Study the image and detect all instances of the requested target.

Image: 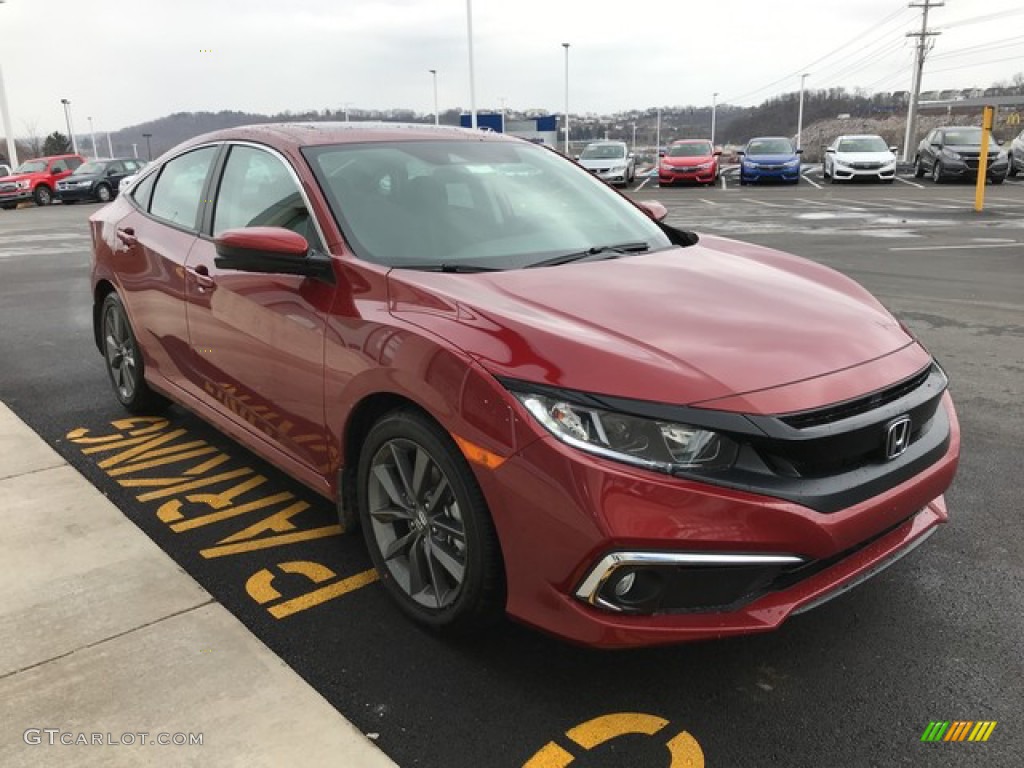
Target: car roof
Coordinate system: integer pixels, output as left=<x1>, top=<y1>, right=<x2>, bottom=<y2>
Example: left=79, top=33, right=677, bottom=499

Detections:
left=836, top=134, right=885, bottom=140
left=176, top=122, right=518, bottom=153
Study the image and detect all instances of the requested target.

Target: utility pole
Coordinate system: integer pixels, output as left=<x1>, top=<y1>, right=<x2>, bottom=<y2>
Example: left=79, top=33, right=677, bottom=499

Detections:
left=902, top=0, right=943, bottom=162
left=796, top=74, right=809, bottom=150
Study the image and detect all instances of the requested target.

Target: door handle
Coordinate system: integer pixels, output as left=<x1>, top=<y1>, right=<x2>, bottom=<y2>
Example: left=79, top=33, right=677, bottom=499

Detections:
left=187, top=264, right=215, bottom=290
left=116, top=226, right=137, bottom=246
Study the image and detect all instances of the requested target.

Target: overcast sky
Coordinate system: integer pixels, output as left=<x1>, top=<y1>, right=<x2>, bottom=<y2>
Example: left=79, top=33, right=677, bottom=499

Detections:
left=2, top=0, right=1023, bottom=136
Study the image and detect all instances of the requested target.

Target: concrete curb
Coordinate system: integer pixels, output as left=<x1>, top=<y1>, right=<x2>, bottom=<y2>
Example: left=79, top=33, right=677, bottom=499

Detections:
left=0, top=402, right=398, bottom=767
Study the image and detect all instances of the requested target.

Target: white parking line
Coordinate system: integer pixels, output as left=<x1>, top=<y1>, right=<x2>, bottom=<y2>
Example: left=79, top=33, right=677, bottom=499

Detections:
left=801, top=174, right=823, bottom=189
left=699, top=198, right=720, bottom=206
left=888, top=242, right=1023, bottom=251
left=827, top=197, right=894, bottom=209
left=635, top=177, right=651, bottom=191
left=794, top=197, right=834, bottom=207
left=878, top=197, right=960, bottom=210
left=895, top=177, right=925, bottom=188
left=721, top=175, right=728, bottom=190
left=741, top=198, right=790, bottom=208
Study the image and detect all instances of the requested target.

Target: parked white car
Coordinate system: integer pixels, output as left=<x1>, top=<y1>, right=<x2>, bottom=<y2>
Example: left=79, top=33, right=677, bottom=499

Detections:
left=823, top=135, right=898, bottom=183
left=576, top=141, right=636, bottom=187
left=118, top=161, right=154, bottom=193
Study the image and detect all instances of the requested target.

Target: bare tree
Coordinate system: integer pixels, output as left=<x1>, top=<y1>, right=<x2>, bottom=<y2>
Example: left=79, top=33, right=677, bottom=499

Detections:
left=21, top=120, right=44, bottom=158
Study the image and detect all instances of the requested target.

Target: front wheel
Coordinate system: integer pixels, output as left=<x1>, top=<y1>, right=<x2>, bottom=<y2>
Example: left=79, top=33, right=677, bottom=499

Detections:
left=990, top=175, right=1005, bottom=185
left=100, top=293, right=168, bottom=413
left=358, top=410, right=505, bottom=635
left=914, top=157, right=926, bottom=178
left=932, top=162, right=944, bottom=183
left=33, top=185, right=52, bottom=206
left=1008, top=160, right=1018, bottom=178
left=96, top=184, right=112, bottom=203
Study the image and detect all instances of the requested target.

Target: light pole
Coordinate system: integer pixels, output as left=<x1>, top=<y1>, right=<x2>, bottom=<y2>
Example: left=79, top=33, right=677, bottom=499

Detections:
left=132, top=143, right=138, bottom=159
left=88, top=116, right=98, bottom=158
left=466, top=0, right=477, bottom=128
left=142, top=132, right=152, bottom=160
left=631, top=122, right=637, bottom=155
left=0, top=0, right=16, bottom=167
left=342, top=103, right=352, bottom=122
left=562, top=42, right=570, bottom=155
left=498, top=96, right=507, bottom=133
left=106, top=132, right=113, bottom=157
left=61, top=98, right=79, bottom=155
left=656, top=107, right=662, bottom=158
left=796, top=73, right=809, bottom=150
left=429, top=69, right=439, bottom=125
left=711, top=92, right=719, bottom=147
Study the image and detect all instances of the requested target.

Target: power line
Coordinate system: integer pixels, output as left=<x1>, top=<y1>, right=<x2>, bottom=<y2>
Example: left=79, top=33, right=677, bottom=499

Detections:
left=722, top=5, right=915, bottom=104
left=936, top=7, right=1024, bottom=30
left=930, top=35, right=1024, bottom=61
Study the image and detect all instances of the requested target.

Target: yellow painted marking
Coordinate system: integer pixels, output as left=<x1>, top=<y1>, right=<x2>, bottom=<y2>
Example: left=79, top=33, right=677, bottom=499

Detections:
left=268, top=568, right=378, bottom=619
left=68, top=418, right=170, bottom=444
left=980, top=721, right=997, bottom=741
left=96, top=428, right=193, bottom=466
left=66, top=428, right=129, bottom=444
left=168, top=492, right=295, bottom=531
left=108, top=445, right=219, bottom=476
left=666, top=731, right=705, bottom=766
left=200, top=525, right=342, bottom=558
left=566, top=713, right=668, bottom=750
left=216, top=500, right=313, bottom=543
left=246, top=561, right=339, bottom=605
left=132, top=465, right=250, bottom=501
left=521, top=742, right=574, bottom=768
left=968, top=722, right=986, bottom=741
left=179, top=474, right=270, bottom=512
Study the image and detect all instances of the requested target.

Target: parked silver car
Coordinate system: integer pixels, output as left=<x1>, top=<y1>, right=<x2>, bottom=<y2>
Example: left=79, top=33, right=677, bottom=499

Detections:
left=576, top=141, right=635, bottom=187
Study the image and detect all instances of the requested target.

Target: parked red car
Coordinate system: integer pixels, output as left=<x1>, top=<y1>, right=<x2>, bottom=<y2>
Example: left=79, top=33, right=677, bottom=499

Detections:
left=89, top=124, right=959, bottom=648
left=659, top=139, right=721, bottom=186
left=0, top=153, right=85, bottom=208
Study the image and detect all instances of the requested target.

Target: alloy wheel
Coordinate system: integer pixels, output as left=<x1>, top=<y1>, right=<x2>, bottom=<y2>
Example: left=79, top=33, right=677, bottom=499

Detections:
left=104, top=303, right=138, bottom=401
left=367, top=438, right=467, bottom=609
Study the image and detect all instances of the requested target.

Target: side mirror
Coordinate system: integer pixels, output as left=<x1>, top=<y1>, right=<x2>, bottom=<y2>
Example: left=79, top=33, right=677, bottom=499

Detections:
left=658, top=150, right=666, bottom=157
left=889, top=146, right=899, bottom=152
left=736, top=150, right=745, bottom=157
left=996, top=138, right=1004, bottom=146
left=825, top=147, right=836, bottom=154
left=627, top=152, right=635, bottom=158
left=214, top=227, right=333, bottom=281
left=107, top=168, right=119, bottom=176
left=931, top=142, right=942, bottom=148
left=795, top=148, right=804, bottom=155
left=573, top=155, right=580, bottom=160
left=634, top=200, right=668, bottom=222
left=713, top=150, right=722, bottom=156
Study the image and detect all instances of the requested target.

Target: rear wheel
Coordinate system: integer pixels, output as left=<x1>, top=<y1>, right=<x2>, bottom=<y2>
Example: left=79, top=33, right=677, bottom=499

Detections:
left=33, top=185, right=52, bottom=206
left=95, top=184, right=112, bottom=202
left=100, top=293, right=168, bottom=414
left=358, top=410, right=505, bottom=635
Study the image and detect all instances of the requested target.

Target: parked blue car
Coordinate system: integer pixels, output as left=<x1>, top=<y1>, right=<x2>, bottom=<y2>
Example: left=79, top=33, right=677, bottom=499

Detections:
left=738, top=136, right=802, bottom=185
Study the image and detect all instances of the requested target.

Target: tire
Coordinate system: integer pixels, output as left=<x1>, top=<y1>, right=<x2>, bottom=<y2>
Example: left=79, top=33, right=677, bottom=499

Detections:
left=931, top=162, right=944, bottom=184
left=33, top=185, right=52, bottom=206
left=822, top=163, right=830, bottom=179
left=914, top=157, right=926, bottom=178
left=990, top=175, right=1004, bottom=185
left=1, top=203, right=15, bottom=210
left=358, top=409, right=505, bottom=635
left=1008, top=159, right=1018, bottom=178
left=100, top=293, right=169, bottom=414
left=95, top=184, right=112, bottom=203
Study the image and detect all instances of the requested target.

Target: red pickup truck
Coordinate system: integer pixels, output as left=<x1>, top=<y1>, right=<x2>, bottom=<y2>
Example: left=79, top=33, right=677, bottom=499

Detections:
left=0, top=153, right=86, bottom=209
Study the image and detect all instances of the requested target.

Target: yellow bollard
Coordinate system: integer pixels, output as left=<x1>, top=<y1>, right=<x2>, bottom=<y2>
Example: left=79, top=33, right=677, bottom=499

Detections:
left=974, top=105, right=994, bottom=213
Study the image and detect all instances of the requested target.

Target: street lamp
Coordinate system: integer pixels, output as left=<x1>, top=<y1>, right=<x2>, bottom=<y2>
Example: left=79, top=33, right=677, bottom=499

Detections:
left=106, top=132, right=113, bottom=157
left=142, top=132, right=152, bottom=160
left=711, top=92, right=719, bottom=147
left=498, top=96, right=507, bottom=133
left=0, top=0, right=18, bottom=166
left=429, top=69, right=439, bottom=125
left=796, top=73, right=809, bottom=150
left=88, top=116, right=98, bottom=158
left=466, top=0, right=477, bottom=128
left=61, top=98, right=79, bottom=155
left=562, top=42, right=570, bottom=155
left=631, top=122, right=637, bottom=155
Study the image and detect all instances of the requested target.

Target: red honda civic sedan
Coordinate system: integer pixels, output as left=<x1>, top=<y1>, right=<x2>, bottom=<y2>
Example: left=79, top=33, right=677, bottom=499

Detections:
left=89, top=123, right=959, bottom=648
left=659, top=139, right=721, bottom=186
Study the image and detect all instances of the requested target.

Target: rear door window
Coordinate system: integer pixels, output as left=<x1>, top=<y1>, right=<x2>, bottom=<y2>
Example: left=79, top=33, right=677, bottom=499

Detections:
left=149, top=147, right=218, bottom=230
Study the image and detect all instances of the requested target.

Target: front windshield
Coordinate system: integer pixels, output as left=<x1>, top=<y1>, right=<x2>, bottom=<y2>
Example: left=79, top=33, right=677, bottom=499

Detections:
left=74, top=162, right=105, bottom=175
left=668, top=142, right=712, bottom=157
left=305, top=140, right=671, bottom=270
left=14, top=160, right=46, bottom=173
left=943, top=128, right=983, bottom=145
left=747, top=139, right=794, bottom=155
left=580, top=144, right=626, bottom=160
left=837, top=137, right=889, bottom=153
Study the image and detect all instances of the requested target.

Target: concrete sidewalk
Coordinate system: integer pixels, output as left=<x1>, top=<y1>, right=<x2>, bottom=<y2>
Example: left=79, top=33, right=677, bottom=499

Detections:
left=0, top=402, right=398, bottom=767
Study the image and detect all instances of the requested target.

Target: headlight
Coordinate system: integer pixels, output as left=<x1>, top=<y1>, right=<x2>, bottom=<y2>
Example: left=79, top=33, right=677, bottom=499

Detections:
left=785, top=159, right=800, bottom=167
left=742, top=160, right=756, bottom=168
left=15, top=180, right=29, bottom=189
left=697, top=162, right=713, bottom=169
left=941, top=148, right=961, bottom=161
left=610, top=164, right=626, bottom=172
left=513, top=391, right=739, bottom=473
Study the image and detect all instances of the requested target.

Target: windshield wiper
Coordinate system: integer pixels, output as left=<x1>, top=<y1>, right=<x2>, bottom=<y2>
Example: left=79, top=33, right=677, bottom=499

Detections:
left=393, top=263, right=506, bottom=273
left=525, top=241, right=650, bottom=269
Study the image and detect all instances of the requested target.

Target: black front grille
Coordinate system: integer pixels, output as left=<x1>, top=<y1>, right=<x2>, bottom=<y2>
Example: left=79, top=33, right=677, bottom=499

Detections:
left=781, top=365, right=934, bottom=429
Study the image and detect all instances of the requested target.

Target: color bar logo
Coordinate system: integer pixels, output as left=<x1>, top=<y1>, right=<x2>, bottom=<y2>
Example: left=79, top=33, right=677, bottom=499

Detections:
left=921, top=721, right=997, bottom=742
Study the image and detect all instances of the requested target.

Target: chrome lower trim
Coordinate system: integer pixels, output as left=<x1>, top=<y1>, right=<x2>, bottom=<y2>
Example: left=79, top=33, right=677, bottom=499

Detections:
left=575, top=550, right=806, bottom=612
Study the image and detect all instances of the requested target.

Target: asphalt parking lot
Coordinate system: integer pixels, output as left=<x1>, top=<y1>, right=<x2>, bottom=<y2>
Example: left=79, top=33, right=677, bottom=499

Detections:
left=1, top=179, right=1022, bottom=767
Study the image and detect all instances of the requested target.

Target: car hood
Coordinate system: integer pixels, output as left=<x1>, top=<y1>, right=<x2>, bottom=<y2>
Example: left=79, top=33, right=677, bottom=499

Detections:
left=387, top=235, right=914, bottom=407
left=578, top=156, right=628, bottom=169
left=0, top=172, right=42, bottom=183
left=663, top=154, right=714, bottom=166
left=745, top=153, right=799, bottom=164
left=834, top=151, right=895, bottom=163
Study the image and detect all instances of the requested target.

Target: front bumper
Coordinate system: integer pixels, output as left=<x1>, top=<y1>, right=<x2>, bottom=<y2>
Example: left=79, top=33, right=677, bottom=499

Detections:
left=937, top=159, right=1009, bottom=179
left=0, top=189, right=33, bottom=204
left=56, top=185, right=98, bottom=201
left=480, top=394, right=959, bottom=648
left=587, top=168, right=631, bottom=185
left=831, top=164, right=896, bottom=181
left=741, top=165, right=800, bottom=182
left=659, top=166, right=716, bottom=184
